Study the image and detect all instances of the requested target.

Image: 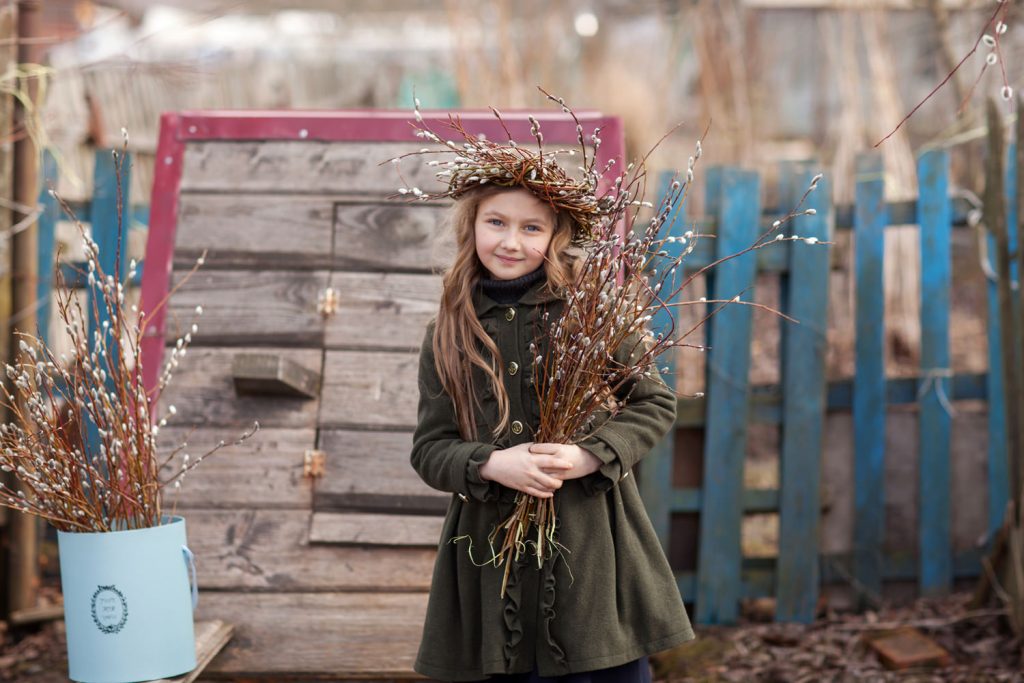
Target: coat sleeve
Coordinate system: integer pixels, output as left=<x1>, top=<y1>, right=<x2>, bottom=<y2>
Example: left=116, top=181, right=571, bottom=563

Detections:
left=410, top=322, right=501, bottom=502
left=575, top=333, right=677, bottom=496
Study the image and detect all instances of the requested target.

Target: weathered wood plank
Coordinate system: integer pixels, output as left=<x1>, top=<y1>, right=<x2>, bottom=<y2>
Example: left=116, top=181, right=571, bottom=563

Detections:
left=332, top=203, right=454, bottom=272
left=180, top=141, right=447, bottom=194
left=194, top=592, right=427, bottom=677
left=168, top=270, right=329, bottom=347
left=174, top=195, right=454, bottom=272
left=325, top=273, right=441, bottom=351
left=174, top=194, right=335, bottom=270
left=158, top=347, right=321, bottom=429
left=319, top=351, right=419, bottom=429
left=8, top=604, right=63, bottom=626
left=775, top=168, right=830, bottom=623
left=184, top=509, right=435, bottom=591
left=154, top=620, right=233, bottom=683
left=696, top=167, right=761, bottom=625
left=852, top=151, right=888, bottom=604
left=917, top=149, right=953, bottom=596
left=158, top=428, right=315, bottom=509
left=309, top=512, right=443, bottom=547
left=316, top=429, right=448, bottom=512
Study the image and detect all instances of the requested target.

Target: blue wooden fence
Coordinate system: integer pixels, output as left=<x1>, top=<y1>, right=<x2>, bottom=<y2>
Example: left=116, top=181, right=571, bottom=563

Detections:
left=648, top=147, right=1013, bottom=624
left=36, top=148, right=146, bottom=459
left=37, top=146, right=1012, bottom=626
left=37, top=148, right=146, bottom=347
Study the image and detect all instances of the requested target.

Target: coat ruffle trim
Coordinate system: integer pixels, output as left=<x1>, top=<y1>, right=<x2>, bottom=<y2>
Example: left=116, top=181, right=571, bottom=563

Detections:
left=541, top=561, right=568, bottom=667
left=500, top=551, right=569, bottom=671
left=501, top=554, right=524, bottom=669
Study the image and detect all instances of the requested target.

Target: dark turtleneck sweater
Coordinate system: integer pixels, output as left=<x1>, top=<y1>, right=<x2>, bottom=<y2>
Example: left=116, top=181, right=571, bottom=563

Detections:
left=479, top=267, right=546, bottom=304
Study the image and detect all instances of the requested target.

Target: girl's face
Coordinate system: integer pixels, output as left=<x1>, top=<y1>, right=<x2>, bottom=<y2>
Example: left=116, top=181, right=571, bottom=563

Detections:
left=474, top=189, right=556, bottom=281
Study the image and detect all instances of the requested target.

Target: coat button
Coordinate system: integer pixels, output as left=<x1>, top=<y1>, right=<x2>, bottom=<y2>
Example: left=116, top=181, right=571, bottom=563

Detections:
left=507, top=361, right=519, bottom=376
left=505, top=308, right=516, bottom=322
left=511, top=420, right=524, bottom=435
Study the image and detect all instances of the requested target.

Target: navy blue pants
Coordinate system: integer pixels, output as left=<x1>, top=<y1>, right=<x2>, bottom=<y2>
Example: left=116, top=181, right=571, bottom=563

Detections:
left=487, top=657, right=652, bottom=683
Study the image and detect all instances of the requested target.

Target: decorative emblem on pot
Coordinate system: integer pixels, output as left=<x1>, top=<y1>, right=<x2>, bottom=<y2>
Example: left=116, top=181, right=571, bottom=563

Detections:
left=91, top=585, right=128, bottom=634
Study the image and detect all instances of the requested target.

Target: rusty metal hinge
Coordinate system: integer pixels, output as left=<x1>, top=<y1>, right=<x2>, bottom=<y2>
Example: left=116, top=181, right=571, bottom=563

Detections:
left=317, top=287, right=339, bottom=318
left=303, top=449, right=326, bottom=478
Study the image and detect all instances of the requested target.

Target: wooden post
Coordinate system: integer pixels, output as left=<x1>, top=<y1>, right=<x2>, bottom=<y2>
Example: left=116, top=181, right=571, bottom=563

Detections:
left=852, top=151, right=887, bottom=607
left=985, top=99, right=1018, bottom=519
left=984, top=135, right=1012, bottom=538
left=1011, top=94, right=1024, bottom=637
left=8, top=0, right=41, bottom=616
left=696, top=167, right=760, bottom=624
left=0, top=1, right=15, bottom=619
left=972, top=100, right=1019, bottom=615
left=1014, top=93, right=1024, bottom=524
left=978, top=97, right=1024, bottom=636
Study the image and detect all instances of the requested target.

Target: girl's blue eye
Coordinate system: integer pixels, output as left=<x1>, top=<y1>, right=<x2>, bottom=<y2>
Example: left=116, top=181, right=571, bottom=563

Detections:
left=525, top=224, right=541, bottom=233
left=488, top=218, right=503, bottom=227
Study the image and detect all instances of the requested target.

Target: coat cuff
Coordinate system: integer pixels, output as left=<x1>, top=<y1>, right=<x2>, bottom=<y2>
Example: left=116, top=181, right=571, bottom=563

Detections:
left=576, top=431, right=628, bottom=496
left=465, top=444, right=500, bottom=502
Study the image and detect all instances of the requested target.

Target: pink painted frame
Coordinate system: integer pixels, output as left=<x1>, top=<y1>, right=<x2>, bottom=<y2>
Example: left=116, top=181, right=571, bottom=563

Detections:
left=139, top=109, right=625, bottom=398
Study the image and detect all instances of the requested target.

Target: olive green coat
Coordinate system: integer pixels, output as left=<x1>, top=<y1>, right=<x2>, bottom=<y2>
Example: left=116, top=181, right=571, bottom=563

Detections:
left=410, top=278, right=694, bottom=681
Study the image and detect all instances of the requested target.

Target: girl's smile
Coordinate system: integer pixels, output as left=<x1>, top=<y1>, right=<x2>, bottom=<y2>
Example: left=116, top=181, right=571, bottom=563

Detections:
left=474, top=189, right=555, bottom=280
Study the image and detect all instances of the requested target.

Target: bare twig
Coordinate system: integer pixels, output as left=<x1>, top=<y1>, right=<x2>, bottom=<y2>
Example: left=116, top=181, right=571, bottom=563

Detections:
left=874, top=1, right=1010, bottom=148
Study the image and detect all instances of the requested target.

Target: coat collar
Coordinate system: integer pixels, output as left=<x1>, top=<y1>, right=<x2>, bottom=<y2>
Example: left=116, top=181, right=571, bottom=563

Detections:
left=473, top=275, right=563, bottom=316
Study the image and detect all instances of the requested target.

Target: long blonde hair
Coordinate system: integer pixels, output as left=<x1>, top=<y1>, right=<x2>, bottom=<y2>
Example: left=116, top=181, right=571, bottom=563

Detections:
left=433, top=186, right=581, bottom=441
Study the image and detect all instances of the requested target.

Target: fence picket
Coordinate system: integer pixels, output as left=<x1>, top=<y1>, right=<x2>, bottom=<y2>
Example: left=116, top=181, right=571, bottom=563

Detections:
left=775, top=168, right=830, bottom=622
left=36, top=152, right=59, bottom=345
left=917, top=149, right=953, bottom=595
left=696, top=167, right=761, bottom=624
left=83, top=151, right=132, bottom=454
left=643, top=171, right=687, bottom=551
left=88, top=150, right=132, bottom=340
left=852, top=151, right=887, bottom=604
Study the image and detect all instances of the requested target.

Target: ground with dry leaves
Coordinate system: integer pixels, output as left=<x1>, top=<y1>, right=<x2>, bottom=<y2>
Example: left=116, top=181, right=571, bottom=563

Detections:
left=652, top=593, right=1022, bottom=682
left=0, top=592, right=1020, bottom=682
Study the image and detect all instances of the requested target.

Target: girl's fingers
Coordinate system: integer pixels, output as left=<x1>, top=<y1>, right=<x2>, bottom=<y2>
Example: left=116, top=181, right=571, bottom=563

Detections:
left=523, top=486, right=554, bottom=499
left=529, top=443, right=559, bottom=455
left=539, top=467, right=569, bottom=479
left=531, top=471, right=563, bottom=491
left=537, top=455, right=572, bottom=470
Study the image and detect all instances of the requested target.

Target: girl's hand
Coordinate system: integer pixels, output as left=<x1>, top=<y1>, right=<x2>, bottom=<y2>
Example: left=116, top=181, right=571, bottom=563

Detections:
left=529, top=443, right=602, bottom=480
left=478, top=442, right=574, bottom=498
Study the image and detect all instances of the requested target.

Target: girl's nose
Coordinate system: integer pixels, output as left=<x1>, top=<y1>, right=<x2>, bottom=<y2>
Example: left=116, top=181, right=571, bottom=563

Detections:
left=501, top=231, right=521, bottom=250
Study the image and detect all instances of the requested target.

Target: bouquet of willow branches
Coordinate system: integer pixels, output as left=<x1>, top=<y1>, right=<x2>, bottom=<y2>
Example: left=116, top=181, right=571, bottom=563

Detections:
left=482, top=102, right=824, bottom=596
left=0, top=145, right=257, bottom=533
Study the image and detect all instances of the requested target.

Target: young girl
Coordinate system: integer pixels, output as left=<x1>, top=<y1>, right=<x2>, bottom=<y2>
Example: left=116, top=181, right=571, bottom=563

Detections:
left=410, top=175, right=695, bottom=681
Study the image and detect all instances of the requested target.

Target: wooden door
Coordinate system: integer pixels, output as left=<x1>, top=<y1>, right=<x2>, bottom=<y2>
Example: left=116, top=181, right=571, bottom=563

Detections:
left=141, top=110, right=623, bottom=677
